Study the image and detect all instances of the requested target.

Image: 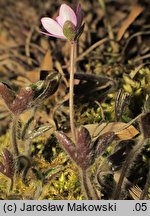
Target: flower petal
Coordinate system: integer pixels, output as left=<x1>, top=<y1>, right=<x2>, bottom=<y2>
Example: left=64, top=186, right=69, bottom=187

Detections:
left=56, top=16, right=64, bottom=27
left=40, top=31, right=66, bottom=39
left=41, top=17, right=64, bottom=37
left=59, top=4, right=77, bottom=27
left=76, top=4, right=83, bottom=28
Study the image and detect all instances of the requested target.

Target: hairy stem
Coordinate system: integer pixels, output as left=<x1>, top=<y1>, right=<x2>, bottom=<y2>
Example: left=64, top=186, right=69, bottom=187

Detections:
left=114, top=138, right=145, bottom=200
left=69, top=42, right=77, bottom=143
left=24, top=110, right=36, bottom=158
left=9, top=178, right=14, bottom=191
left=80, top=168, right=99, bottom=200
left=140, top=160, right=150, bottom=200
left=33, top=180, right=43, bottom=199
left=11, top=115, right=19, bottom=157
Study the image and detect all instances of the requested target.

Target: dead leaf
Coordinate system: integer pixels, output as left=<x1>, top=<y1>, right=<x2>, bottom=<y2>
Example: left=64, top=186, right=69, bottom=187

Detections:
left=55, top=61, right=69, bottom=87
left=61, top=42, right=70, bottom=58
left=0, top=29, right=17, bottom=47
left=40, top=38, right=49, bottom=50
left=84, top=122, right=139, bottom=140
left=26, top=49, right=53, bottom=83
left=40, top=49, right=53, bottom=71
left=129, top=185, right=142, bottom=200
left=115, top=125, right=139, bottom=140
left=26, top=70, right=39, bottom=83
left=117, top=4, right=144, bottom=41
left=114, top=170, right=130, bottom=186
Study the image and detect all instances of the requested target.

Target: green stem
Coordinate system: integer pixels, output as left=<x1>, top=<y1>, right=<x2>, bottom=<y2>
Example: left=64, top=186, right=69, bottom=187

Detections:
left=114, top=138, right=145, bottom=200
left=11, top=115, right=19, bottom=157
left=69, top=42, right=77, bottom=143
left=80, top=168, right=99, bottom=200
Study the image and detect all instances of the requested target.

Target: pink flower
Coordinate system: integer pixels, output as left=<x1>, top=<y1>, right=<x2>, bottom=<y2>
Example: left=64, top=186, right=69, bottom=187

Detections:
left=41, top=4, right=83, bottom=40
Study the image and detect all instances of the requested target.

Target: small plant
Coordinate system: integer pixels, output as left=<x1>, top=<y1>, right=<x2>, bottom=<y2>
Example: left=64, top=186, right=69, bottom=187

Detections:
left=56, top=126, right=116, bottom=199
left=0, top=71, right=61, bottom=190
left=0, top=1, right=150, bottom=200
left=41, top=3, right=84, bottom=143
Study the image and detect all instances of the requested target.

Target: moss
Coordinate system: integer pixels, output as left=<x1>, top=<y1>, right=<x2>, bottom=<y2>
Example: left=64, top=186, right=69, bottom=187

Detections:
left=0, top=132, right=11, bottom=151
left=0, top=66, right=150, bottom=200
